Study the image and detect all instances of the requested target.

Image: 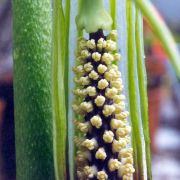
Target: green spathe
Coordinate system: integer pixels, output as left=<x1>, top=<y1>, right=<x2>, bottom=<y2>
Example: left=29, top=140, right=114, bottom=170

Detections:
left=76, top=0, right=113, bottom=33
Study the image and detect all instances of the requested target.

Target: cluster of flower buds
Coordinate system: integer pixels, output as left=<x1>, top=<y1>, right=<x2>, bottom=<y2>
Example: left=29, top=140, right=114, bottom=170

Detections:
left=73, top=30, right=135, bottom=180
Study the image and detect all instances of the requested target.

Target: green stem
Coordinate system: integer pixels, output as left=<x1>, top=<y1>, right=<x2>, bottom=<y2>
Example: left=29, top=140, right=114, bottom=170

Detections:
left=53, top=0, right=67, bottom=179
left=134, top=0, right=180, bottom=78
left=65, top=0, right=71, bottom=110
left=13, top=0, right=54, bottom=179
left=76, top=0, right=112, bottom=33
left=126, top=1, right=145, bottom=179
left=77, top=0, right=83, bottom=36
left=64, top=1, right=74, bottom=179
left=133, top=135, right=139, bottom=180
left=109, top=0, right=117, bottom=29
left=135, top=7, right=152, bottom=180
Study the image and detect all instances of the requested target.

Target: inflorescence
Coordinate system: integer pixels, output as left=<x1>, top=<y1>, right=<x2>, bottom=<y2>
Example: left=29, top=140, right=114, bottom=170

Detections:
left=73, top=30, right=135, bottom=180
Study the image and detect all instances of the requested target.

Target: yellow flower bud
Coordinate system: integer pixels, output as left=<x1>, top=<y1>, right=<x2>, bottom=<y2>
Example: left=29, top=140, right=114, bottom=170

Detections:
left=72, top=104, right=84, bottom=114
left=116, top=126, right=131, bottom=138
left=114, top=102, right=126, bottom=113
left=104, top=69, right=118, bottom=81
left=114, top=53, right=121, bottom=61
left=98, top=79, right=109, bottom=90
left=105, top=40, right=117, bottom=51
left=116, top=111, right=129, bottom=120
left=86, top=86, right=97, bottom=96
left=108, top=159, right=121, bottom=171
left=92, top=52, right=101, bottom=62
left=102, top=53, right=114, bottom=65
left=120, top=148, right=133, bottom=158
left=103, top=105, right=115, bottom=116
left=105, top=88, right=118, bottom=98
left=89, top=70, right=99, bottom=80
left=81, top=49, right=91, bottom=59
left=95, top=148, right=107, bottom=160
left=121, top=164, right=135, bottom=176
left=79, top=76, right=90, bottom=86
left=74, top=121, right=89, bottom=133
left=110, top=119, right=126, bottom=129
left=78, top=38, right=87, bottom=50
left=112, top=139, right=127, bottom=152
left=97, top=64, right=107, bottom=74
left=113, top=94, right=126, bottom=104
left=97, top=38, right=107, bottom=51
left=110, top=79, right=123, bottom=91
left=90, top=115, right=102, bottom=129
left=103, top=130, right=114, bottom=143
left=80, top=101, right=93, bottom=113
left=82, top=139, right=97, bottom=150
left=73, top=65, right=84, bottom=74
left=94, top=95, right=106, bottom=107
left=86, top=39, right=96, bottom=50
left=73, top=88, right=87, bottom=97
left=97, top=170, right=108, bottom=180
left=84, top=165, right=97, bottom=178
left=107, top=30, right=118, bottom=41
left=84, top=62, right=93, bottom=72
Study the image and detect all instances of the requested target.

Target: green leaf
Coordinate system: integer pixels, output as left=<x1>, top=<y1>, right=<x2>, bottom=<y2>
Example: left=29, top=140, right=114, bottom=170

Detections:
left=134, top=0, right=180, bottom=78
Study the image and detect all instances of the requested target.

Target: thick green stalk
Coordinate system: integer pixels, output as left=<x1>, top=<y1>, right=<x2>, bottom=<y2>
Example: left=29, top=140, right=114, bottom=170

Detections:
left=52, top=0, right=67, bottom=179
left=136, top=7, right=152, bottom=180
left=126, top=1, right=145, bottom=179
left=13, top=0, right=54, bottom=179
left=134, top=0, right=180, bottom=78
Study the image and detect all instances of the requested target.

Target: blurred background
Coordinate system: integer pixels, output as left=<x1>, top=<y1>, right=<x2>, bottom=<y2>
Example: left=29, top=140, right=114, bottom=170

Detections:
left=0, top=0, right=180, bottom=179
